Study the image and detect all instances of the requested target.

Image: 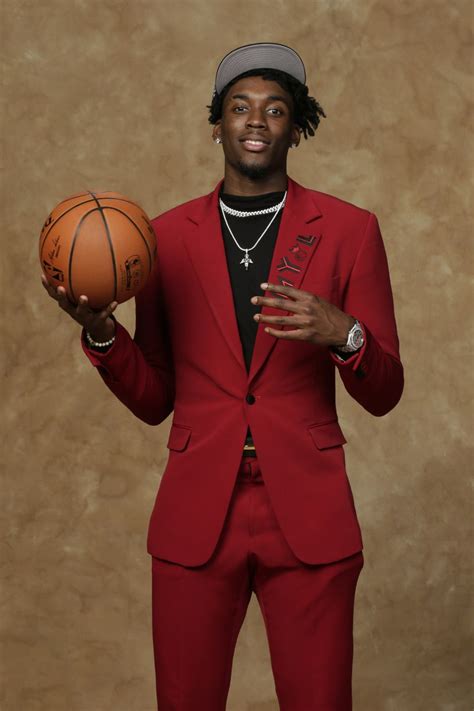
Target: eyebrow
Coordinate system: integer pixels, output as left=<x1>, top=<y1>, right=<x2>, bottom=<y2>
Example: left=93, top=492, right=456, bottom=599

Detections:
left=230, top=93, right=290, bottom=106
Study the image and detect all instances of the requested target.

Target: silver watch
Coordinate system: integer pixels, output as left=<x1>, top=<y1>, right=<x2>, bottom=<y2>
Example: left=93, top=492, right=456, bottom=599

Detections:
left=337, top=319, right=364, bottom=352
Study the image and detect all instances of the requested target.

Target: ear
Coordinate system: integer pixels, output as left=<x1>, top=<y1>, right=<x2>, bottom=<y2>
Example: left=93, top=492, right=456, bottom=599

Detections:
left=212, top=121, right=222, bottom=143
left=290, top=125, right=301, bottom=148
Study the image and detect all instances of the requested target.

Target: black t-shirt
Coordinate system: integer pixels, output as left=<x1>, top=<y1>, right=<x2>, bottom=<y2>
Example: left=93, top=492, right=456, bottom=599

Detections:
left=218, top=188, right=286, bottom=448
left=218, top=188, right=286, bottom=372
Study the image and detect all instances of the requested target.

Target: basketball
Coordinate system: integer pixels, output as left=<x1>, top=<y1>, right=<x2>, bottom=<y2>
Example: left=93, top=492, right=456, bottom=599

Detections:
left=39, top=191, right=157, bottom=309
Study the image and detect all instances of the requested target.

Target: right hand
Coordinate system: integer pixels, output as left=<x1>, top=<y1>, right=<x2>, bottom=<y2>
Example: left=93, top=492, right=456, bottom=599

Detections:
left=40, top=274, right=118, bottom=341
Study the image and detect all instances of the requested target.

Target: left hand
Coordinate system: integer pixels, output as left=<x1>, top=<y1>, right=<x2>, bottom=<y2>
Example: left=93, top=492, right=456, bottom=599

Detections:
left=251, top=282, right=355, bottom=347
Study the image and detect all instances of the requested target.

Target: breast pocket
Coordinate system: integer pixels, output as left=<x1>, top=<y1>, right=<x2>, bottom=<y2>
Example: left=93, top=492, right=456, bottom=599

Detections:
left=167, top=424, right=192, bottom=451
left=307, top=419, right=347, bottom=449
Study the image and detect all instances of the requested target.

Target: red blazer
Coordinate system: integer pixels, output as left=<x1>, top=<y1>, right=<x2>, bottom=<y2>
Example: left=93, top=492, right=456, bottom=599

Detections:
left=81, top=176, right=404, bottom=566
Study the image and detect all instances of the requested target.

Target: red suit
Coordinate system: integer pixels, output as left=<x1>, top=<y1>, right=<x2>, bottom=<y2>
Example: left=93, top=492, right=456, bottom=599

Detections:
left=81, top=176, right=403, bottom=709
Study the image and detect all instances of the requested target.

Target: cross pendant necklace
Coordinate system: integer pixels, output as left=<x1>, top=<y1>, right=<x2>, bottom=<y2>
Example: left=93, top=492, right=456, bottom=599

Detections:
left=240, top=251, right=253, bottom=270
left=219, top=191, right=287, bottom=269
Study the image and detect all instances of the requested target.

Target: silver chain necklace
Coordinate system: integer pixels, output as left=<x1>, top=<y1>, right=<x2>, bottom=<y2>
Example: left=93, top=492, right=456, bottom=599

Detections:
left=219, top=195, right=286, bottom=218
left=219, top=191, right=287, bottom=270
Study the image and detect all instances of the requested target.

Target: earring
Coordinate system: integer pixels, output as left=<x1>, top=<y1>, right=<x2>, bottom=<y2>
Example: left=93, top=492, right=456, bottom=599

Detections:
left=214, top=137, right=222, bottom=144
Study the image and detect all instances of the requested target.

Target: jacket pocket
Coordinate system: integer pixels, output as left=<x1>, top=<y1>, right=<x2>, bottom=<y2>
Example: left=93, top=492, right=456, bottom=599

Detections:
left=307, top=419, right=347, bottom=449
left=167, top=424, right=192, bottom=451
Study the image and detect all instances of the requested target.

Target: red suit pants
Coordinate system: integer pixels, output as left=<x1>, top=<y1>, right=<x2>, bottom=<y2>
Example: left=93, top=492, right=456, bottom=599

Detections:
left=151, top=454, right=364, bottom=710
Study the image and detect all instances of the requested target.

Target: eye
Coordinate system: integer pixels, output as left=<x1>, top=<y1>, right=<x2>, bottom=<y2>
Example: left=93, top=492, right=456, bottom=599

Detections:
left=233, top=105, right=248, bottom=112
left=268, top=107, right=283, bottom=115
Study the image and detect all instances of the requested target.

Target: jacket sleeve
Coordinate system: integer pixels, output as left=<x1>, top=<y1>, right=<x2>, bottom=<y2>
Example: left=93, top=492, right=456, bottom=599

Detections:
left=328, top=212, right=404, bottom=417
left=80, top=256, right=175, bottom=426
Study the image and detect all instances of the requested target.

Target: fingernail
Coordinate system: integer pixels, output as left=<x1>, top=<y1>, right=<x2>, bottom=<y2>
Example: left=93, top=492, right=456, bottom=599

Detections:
left=251, top=297, right=258, bottom=304
left=260, top=282, right=268, bottom=289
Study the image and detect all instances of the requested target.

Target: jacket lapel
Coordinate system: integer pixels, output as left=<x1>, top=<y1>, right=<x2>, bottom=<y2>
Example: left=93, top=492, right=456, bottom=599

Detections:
left=247, top=177, right=323, bottom=385
left=182, top=180, right=247, bottom=372
left=182, top=177, right=324, bottom=382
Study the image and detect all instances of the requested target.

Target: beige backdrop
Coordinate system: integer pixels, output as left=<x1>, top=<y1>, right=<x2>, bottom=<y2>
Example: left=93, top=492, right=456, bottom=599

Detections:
left=1, top=1, right=472, bottom=709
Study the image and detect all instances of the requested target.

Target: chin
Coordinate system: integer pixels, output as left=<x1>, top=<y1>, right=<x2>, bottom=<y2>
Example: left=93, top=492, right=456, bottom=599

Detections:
left=236, top=158, right=272, bottom=180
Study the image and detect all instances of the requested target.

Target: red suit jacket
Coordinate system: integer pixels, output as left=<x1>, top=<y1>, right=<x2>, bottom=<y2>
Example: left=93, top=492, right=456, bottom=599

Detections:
left=81, top=176, right=404, bottom=566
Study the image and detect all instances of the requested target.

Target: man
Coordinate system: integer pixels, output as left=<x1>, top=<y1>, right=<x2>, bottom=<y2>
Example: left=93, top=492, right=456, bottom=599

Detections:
left=42, top=43, right=403, bottom=710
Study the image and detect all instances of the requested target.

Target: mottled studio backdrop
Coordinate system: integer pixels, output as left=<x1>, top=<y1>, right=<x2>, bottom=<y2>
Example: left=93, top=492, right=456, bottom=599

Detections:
left=1, top=1, right=472, bottom=709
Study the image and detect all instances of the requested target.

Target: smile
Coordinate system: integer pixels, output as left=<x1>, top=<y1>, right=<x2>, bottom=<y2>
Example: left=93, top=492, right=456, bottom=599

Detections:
left=241, top=139, right=269, bottom=152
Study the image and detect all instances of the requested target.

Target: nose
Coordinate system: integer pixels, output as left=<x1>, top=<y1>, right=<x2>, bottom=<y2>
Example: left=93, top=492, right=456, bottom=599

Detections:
left=246, top=107, right=267, bottom=129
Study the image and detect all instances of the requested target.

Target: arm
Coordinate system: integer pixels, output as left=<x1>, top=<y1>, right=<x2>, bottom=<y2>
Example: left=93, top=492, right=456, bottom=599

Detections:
left=328, top=212, right=404, bottom=417
left=81, top=257, right=175, bottom=426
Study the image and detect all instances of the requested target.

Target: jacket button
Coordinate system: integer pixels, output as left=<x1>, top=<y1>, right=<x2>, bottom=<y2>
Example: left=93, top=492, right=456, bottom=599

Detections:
left=246, top=393, right=256, bottom=405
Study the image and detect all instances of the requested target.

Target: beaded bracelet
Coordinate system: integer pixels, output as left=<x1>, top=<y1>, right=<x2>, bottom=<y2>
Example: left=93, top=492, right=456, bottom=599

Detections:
left=85, top=330, right=116, bottom=348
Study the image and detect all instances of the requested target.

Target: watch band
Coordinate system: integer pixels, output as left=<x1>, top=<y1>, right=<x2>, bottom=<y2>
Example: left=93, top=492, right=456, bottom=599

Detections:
left=336, top=319, right=364, bottom=352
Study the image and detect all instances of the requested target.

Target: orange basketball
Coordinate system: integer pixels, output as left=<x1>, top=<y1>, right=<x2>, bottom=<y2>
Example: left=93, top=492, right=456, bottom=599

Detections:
left=39, top=191, right=157, bottom=309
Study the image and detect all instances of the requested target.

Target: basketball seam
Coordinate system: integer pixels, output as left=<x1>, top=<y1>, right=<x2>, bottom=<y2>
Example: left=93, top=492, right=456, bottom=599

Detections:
left=67, top=208, right=108, bottom=304
left=39, top=196, right=146, bottom=255
left=40, top=198, right=97, bottom=256
left=88, top=192, right=118, bottom=303
left=100, top=206, right=153, bottom=275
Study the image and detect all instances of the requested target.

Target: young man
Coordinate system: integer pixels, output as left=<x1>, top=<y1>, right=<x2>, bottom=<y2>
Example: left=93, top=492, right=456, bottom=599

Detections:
left=42, top=43, right=403, bottom=711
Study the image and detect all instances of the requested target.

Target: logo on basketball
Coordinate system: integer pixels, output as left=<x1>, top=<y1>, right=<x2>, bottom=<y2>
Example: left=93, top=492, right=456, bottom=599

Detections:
left=47, top=235, right=61, bottom=262
left=41, top=214, right=54, bottom=233
left=42, top=259, right=64, bottom=282
left=123, top=255, right=142, bottom=291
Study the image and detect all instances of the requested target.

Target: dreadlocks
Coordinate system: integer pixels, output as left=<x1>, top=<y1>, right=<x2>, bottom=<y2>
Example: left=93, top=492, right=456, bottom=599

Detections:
left=207, top=68, right=326, bottom=139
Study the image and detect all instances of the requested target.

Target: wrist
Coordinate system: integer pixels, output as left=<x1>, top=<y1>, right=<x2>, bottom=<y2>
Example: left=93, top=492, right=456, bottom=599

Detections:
left=85, top=332, right=115, bottom=352
left=332, top=317, right=365, bottom=354
left=333, top=315, right=357, bottom=348
left=87, top=318, right=116, bottom=343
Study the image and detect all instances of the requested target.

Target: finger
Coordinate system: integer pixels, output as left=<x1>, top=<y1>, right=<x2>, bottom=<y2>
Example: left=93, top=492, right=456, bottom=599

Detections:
left=251, top=296, right=304, bottom=313
left=41, top=275, right=60, bottom=300
left=263, top=326, right=306, bottom=340
left=255, top=313, right=309, bottom=327
left=261, top=282, right=315, bottom=300
left=76, top=296, right=118, bottom=323
left=94, top=300, right=119, bottom=320
left=56, top=286, right=76, bottom=311
left=76, top=295, right=92, bottom=317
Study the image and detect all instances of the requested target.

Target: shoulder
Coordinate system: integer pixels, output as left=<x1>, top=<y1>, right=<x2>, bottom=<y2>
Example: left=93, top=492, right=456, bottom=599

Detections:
left=304, top=185, right=373, bottom=223
left=150, top=191, right=211, bottom=230
left=290, top=181, right=382, bottom=262
left=295, top=183, right=378, bottom=250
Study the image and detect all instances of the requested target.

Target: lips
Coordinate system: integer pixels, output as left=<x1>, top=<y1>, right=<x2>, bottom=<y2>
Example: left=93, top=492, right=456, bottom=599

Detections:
left=240, top=135, right=270, bottom=152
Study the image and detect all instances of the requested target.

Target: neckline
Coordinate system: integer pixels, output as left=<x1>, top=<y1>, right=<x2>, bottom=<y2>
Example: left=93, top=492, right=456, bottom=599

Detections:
left=219, top=189, right=286, bottom=212
left=220, top=190, right=285, bottom=200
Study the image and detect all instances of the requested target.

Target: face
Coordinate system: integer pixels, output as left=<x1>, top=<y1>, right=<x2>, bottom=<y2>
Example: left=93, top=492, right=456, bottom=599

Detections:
left=212, top=75, right=301, bottom=180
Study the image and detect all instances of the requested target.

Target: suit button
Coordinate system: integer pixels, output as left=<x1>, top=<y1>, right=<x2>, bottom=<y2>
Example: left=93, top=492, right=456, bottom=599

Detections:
left=246, top=393, right=256, bottom=405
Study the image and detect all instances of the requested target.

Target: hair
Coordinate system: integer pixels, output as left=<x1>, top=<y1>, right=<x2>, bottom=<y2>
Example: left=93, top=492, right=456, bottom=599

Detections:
left=207, top=68, right=326, bottom=139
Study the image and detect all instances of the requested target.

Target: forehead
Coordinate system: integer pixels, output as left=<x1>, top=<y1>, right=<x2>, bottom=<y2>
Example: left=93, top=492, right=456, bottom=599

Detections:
left=223, top=75, right=292, bottom=104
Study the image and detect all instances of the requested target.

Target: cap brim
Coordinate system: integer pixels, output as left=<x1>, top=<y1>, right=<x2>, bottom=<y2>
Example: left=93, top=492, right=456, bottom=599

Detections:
left=215, top=42, right=306, bottom=95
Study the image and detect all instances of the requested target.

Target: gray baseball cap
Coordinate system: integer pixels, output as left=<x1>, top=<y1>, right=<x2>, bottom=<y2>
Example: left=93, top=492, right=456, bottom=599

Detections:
left=214, top=42, right=306, bottom=96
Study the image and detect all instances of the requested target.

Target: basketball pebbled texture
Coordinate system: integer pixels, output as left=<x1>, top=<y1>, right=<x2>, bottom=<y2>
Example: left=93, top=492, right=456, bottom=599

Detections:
left=39, top=191, right=157, bottom=309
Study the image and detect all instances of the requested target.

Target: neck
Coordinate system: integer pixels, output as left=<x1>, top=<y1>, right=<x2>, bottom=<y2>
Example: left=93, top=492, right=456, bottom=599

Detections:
left=222, top=165, right=288, bottom=196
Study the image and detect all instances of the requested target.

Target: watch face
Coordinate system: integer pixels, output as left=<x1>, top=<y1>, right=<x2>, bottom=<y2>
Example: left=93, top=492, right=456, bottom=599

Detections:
left=352, top=327, right=364, bottom=348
